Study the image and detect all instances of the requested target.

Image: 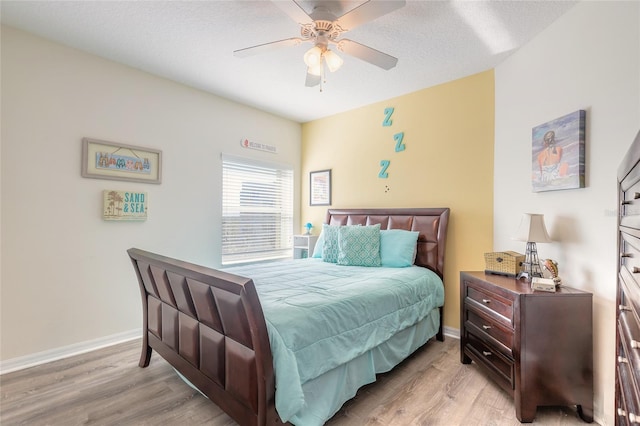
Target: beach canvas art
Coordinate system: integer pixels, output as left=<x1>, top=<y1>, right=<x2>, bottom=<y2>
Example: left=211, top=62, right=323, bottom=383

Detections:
left=532, top=110, right=585, bottom=192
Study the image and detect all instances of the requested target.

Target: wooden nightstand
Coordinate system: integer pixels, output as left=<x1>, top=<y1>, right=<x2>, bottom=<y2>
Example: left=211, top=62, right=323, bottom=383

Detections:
left=293, top=234, right=318, bottom=259
left=460, top=271, right=593, bottom=423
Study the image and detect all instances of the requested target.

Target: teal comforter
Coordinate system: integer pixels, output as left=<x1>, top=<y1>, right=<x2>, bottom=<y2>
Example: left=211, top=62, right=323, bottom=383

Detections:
left=223, top=258, right=444, bottom=423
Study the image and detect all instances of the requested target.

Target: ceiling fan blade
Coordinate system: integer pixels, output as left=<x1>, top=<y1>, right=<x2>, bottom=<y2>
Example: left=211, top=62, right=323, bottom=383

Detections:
left=336, top=0, right=406, bottom=31
left=305, top=70, right=321, bottom=87
left=336, top=39, right=398, bottom=70
left=233, top=38, right=304, bottom=58
left=272, top=0, right=314, bottom=25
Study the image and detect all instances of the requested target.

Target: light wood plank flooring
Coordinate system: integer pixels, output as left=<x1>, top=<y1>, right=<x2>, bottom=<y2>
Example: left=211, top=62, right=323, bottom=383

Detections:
left=1, top=337, right=595, bottom=425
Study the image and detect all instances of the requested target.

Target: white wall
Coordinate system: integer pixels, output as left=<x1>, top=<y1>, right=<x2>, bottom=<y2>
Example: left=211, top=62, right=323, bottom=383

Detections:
left=0, top=26, right=301, bottom=363
left=494, top=2, right=640, bottom=425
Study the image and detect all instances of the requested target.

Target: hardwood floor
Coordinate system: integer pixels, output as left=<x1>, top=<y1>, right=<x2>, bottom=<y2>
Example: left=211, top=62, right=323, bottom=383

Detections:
left=1, top=337, right=594, bottom=425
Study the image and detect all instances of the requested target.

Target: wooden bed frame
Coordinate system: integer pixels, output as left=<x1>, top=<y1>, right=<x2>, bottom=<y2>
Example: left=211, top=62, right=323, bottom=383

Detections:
left=127, top=207, right=450, bottom=426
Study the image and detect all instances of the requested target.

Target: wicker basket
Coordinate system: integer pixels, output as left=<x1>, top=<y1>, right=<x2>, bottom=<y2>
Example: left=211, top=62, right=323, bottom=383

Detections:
left=484, top=251, right=525, bottom=277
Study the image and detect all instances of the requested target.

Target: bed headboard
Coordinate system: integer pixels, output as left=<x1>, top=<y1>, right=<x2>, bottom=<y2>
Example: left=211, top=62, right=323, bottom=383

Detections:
left=325, top=208, right=450, bottom=279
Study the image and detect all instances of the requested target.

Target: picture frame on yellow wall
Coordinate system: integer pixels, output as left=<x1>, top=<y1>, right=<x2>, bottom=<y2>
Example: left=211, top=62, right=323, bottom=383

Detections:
left=310, top=169, right=331, bottom=206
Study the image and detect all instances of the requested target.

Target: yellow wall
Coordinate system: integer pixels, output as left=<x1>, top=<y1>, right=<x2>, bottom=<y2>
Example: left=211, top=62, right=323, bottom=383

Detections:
left=301, top=70, right=495, bottom=330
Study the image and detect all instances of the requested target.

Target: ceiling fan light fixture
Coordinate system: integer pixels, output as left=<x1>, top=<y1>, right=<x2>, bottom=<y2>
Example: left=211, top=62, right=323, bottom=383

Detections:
left=323, top=49, right=343, bottom=72
left=307, top=63, right=322, bottom=77
left=303, top=46, right=323, bottom=67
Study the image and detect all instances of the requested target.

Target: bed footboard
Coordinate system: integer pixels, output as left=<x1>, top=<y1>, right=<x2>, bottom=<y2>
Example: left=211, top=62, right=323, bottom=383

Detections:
left=127, top=248, right=283, bottom=426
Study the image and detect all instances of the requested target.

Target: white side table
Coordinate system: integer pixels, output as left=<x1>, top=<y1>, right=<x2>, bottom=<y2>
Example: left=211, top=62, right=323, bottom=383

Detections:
left=293, top=234, right=318, bottom=259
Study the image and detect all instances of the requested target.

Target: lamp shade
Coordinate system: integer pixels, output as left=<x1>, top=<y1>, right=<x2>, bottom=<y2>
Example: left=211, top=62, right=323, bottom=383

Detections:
left=323, top=49, right=343, bottom=72
left=303, top=46, right=323, bottom=67
left=515, top=213, right=552, bottom=243
left=307, top=64, right=322, bottom=76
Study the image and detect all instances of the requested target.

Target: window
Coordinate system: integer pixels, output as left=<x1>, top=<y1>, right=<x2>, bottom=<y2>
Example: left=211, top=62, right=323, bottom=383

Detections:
left=222, top=155, right=294, bottom=265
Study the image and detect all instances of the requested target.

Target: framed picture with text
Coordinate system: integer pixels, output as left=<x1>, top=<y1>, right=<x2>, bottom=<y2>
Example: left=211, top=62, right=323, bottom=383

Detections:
left=310, top=169, right=331, bottom=206
left=82, top=137, right=162, bottom=184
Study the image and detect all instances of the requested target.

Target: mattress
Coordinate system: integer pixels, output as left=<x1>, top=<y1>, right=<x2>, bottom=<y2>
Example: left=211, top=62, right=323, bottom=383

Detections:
left=224, top=258, right=444, bottom=424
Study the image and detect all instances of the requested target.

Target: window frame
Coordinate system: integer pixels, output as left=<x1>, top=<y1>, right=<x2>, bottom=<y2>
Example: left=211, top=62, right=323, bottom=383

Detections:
left=221, top=154, right=294, bottom=266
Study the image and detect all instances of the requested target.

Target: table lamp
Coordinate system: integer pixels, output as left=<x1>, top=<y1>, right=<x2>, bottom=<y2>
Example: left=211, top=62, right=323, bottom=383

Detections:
left=515, top=213, right=552, bottom=281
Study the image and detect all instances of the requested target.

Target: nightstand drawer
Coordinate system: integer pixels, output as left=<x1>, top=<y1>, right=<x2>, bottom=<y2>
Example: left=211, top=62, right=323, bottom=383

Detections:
left=460, top=271, right=593, bottom=422
left=465, top=284, right=514, bottom=326
left=465, top=331, right=514, bottom=390
left=465, top=308, right=513, bottom=356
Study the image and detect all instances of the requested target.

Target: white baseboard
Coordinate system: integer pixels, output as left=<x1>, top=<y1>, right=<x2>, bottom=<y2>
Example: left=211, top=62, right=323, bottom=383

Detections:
left=0, top=328, right=141, bottom=375
left=0, top=326, right=460, bottom=375
left=443, top=326, right=460, bottom=339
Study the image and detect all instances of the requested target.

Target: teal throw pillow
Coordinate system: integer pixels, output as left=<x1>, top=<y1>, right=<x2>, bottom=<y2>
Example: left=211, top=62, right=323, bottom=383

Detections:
left=337, top=224, right=381, bottom=267
left=311, top=232, right=324, bottom=258
left=380, top=229, right=420, bottom=267
left=322, top=225, right=340, bottom=263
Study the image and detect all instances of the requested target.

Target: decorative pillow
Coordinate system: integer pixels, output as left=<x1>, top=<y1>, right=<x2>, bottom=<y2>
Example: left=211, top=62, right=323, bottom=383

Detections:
left=311, top=231, right=324, bottom=258
left=321, top=225, right=341, bottom=263
left=380, top=229, right=420, bottom=267
left=337, top=224, right=381, bottom=267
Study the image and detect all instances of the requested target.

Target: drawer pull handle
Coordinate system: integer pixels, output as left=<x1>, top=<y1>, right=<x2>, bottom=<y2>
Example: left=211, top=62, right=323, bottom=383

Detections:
left=621, top=304, right=632, bottom=311
left=618, top=408, right=640, bottom=423
left=635, top=192, right=640, bottom=200
left=622, top=253, right=634, bottom=258
left=618, top=356, right=629, bottom=364
left=482, top=299, right=491, bottom=304
left=482, top=351, right=492, bottom=357
left=633, top=267, right=640, bottom=274
left=482, top=325, right=492, bottom=330
left=632, top=340, right=640, bottom=349
left=623, top=200, right=633, bottom=205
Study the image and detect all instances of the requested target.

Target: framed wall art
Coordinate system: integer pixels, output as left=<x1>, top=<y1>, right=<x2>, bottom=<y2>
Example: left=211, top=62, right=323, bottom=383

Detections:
left=82, top=137, right=162, bottom=184
left=310, top=169, right=331, bottom=206
left=103, top=190, right=147, bottom=221
left=531, top=110, right=585, bottom=192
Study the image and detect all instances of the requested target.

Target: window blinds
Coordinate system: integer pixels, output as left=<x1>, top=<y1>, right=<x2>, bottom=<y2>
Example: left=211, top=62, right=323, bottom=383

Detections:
left=221, top=155, right=294, bottom=265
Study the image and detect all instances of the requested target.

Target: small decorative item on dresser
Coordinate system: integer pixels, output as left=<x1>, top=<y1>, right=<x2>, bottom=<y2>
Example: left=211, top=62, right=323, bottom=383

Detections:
left=484, top=251, right=525, bottom=277
left=542, top=258, right=562, bottom=286
left=305, top=222, right=313, bottom=235
left=514, top=213, right=553, bottom=281
left=531, top=277, right=556, bottom=292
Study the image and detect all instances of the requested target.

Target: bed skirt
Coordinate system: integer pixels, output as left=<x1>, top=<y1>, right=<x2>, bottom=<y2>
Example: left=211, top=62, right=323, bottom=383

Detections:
left=175, top=307, right=440, bottom=426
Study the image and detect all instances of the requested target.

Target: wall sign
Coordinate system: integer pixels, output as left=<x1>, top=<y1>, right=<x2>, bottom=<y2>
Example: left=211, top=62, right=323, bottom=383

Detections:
left=379, top=107, right=406, bottom=183
left=394, top=132, right=405, bottom=152
left=241, top=138, right=277, bottom=154
left=379, top=160, right=390, bottom=178
left=382, top=107, right=394, bottom=127
left=103, top=190, right=147, bottom=221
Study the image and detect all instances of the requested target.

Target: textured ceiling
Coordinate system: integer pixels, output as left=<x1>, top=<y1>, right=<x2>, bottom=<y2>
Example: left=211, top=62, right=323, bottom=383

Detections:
left=0, top=1, right=577, bottom=123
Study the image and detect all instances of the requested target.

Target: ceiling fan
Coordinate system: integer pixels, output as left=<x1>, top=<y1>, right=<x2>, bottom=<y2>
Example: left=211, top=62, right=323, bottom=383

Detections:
left=233, top=0, right=406, bottom=89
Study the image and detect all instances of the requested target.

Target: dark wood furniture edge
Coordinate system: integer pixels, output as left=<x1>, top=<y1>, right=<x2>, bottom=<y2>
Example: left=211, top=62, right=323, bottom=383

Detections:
left=460, top=271, right=593, bottom=423
left=128, top=248, right=282, bottom=426
left=128, top=207, right=450, bottom=425
left=616, top=130, right=640, bottom=426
